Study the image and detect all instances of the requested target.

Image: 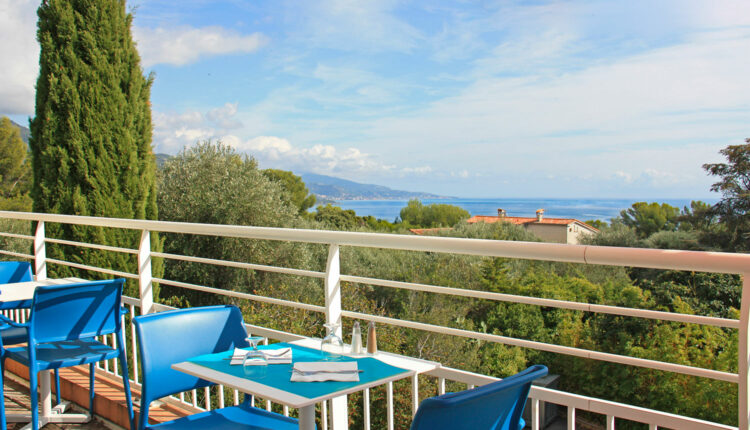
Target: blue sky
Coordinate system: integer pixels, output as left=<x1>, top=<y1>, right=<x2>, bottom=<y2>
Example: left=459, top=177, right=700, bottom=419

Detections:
left=2, top=1, right=749, bottom=199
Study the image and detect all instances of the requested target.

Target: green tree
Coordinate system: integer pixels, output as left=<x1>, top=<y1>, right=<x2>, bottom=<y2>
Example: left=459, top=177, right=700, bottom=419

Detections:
left=618, top=202, right=680, bottom=238
left=157, top=141, right=317, bottom=305
left=29, top=0, right=161, bottom=296
left=703, top=139, right=750, bottom=251
left=0, top=117, right=32, bottom=211
left=678, top=200, right=717, bottom=232
left=313, top=204, right=361, bottom=230
left=262, top=169, right=316, bottom=214
left=583, top=220, right=640, bottom=248
left=399, top=198, right=470, bottom=227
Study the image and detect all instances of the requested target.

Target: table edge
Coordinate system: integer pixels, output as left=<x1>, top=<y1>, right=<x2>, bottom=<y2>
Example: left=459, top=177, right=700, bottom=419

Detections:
left=172, top=360, right=416, bottom=408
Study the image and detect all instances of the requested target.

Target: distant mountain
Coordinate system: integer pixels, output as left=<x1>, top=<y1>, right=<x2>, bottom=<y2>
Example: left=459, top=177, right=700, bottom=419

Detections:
left=8, top=119, right=30, bottom=144
left=155, top=153, right=171, bottom=167
left=301, top=173, right=448, bottom=200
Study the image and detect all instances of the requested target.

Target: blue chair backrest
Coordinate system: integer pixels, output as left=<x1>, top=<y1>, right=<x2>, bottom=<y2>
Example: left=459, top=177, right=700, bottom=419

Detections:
left=28, top=279, right=125, bottom=344
left=0, top=261, right=33, bottom=284
left=410, top=365, right=548, bottom=430
left=134, top=305, right=250, bottom=404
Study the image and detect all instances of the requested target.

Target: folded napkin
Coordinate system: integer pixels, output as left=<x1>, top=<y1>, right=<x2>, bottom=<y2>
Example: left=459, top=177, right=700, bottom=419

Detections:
left=228, top=347, right=293, bottom=365
left=229, top=348, right=250, bottom=365
left=263, top=347, right=292, bottom=364
left=290, top=361, right=360, bottom=382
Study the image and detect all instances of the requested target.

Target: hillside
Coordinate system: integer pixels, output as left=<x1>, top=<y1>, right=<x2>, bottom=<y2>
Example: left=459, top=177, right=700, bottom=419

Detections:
left=301, top=173, right=448, bottom=200
left=9, top=119, right=30, bottom=144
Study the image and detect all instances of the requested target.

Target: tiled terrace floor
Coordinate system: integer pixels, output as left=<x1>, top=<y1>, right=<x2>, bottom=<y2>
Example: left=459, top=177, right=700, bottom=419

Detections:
left=3, top=372, right=121, bottom=430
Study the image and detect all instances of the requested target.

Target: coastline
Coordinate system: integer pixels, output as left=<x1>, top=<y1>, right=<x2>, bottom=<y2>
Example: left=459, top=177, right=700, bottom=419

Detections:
left=331, top=197, right=718, bottom=223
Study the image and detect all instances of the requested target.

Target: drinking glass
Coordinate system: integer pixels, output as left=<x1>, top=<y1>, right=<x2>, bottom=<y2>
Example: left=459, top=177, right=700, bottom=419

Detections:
left=243, top=336, right=268, bottom=376
left=320, top=323, right=344, bottom=360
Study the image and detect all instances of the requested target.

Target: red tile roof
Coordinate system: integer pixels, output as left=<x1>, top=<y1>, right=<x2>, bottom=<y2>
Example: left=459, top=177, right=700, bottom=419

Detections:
left=409, top=228, right=453, bottom=235
left=466, top=215, right=599, bottom=232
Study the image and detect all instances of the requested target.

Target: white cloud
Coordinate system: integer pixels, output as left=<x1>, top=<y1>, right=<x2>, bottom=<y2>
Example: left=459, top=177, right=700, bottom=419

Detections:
left=154, top=105, right=434, bottom=178
left=0, top=0, right=39, bottom=115
left=614, top=171, right=634, bottom=184
left=290, top=1, right=422, bottom=53
left=363, top=27, right=750, bottom=195
left=232, top=136, right=395, bottom=175
left=152, top=103, right=244, bottom=153
left=133, top=26, right=267, bottom=67
left=206, top=103, right=243, bottom=129
left=401, top=166, right=432, bottom=175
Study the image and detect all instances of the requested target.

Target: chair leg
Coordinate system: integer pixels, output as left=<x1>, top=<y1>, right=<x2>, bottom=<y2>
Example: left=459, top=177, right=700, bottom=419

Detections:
left=0, top=358, right=7, bottom=430
left=117, top=335, right=135, bottom=430
left=29, top=369, right=39, bottom=430
left=54, top=369, right=61, bottom=405
left=89, top=362, right=95, bottom=416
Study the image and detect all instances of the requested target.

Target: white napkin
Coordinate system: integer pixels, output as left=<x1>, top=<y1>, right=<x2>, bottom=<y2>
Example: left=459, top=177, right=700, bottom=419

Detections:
left=290, top=361, right=360, bottom=382
left=264, top=347, right=292, bottom=364
left=229, top=347, right=293, bottom=365
left=229, top=348, right=250, bottom=365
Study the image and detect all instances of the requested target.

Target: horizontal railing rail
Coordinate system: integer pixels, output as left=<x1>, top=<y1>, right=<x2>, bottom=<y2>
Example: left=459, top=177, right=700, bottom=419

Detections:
left=0, top=210, right=747, bottom=430
left=3, top=211, right=749, bottom=273
left=340, top=274, right=740, bottom=328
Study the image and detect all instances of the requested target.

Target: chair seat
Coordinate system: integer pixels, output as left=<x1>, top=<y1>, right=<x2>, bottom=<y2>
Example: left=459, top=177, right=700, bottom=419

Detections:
left=145, top=404, right=300, bottom=430
left=1, top=325, right=28, bottom=346
left=6, top=338, right=118, bottom=370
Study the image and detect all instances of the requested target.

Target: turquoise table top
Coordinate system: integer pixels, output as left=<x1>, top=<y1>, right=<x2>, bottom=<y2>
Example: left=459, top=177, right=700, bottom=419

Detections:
left=187, top=342, right=411, bottom=401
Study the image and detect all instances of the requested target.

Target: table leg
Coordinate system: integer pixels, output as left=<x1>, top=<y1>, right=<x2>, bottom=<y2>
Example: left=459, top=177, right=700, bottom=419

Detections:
left=40, top=370, right=52, bottom=417
left=330, top=395, right=349, bottom=430
left=299, top=405, right=316, bottom=430
left=7, top=370, right=90, bottom=427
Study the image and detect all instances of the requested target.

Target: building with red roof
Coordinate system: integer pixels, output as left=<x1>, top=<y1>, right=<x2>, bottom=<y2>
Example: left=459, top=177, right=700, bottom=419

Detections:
left=466, top=209, right=599, bottom=244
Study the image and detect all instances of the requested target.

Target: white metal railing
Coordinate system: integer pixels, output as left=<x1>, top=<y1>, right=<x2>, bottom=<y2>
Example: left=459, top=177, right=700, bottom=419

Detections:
left=0, top=210, right=747, bottom=430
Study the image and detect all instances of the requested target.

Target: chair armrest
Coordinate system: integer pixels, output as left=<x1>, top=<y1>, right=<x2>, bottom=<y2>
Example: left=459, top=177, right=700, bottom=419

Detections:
left=120, top=306, right=129, bottom=317
left=0, top=314, right=29, bottom=328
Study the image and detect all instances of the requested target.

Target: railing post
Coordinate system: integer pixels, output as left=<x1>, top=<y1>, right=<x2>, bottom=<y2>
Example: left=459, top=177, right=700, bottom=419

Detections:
left=325, top=244, right=343, bottom=335
left=325, top=244, right=348, bottom=430
left=739, top=273, right=750, bottom=430
left=138, top=230, right=154, bottom=315
left=34, top=221, right=46, bottom=280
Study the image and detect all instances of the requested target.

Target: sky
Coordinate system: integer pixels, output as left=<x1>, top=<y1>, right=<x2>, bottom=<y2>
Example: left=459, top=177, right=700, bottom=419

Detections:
left=1, top=1, right=749, bottom=199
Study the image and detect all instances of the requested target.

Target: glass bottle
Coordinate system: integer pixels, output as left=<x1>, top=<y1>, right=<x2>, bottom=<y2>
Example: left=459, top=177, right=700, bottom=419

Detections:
left=351, top=321, right=362, bottom=354
left=367, top=321, right=377, bottom=354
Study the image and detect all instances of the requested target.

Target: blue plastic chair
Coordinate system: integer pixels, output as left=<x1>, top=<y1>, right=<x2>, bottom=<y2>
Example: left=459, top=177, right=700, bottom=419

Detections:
left=0, top=279, right=135, bottom=430
left=0, top=261, right=34, bottom=309
left=0, top=261, right=65, bottom=408
left=410, top=365, right=548, bottom=430
left=134, top=305, right=301, bottom=430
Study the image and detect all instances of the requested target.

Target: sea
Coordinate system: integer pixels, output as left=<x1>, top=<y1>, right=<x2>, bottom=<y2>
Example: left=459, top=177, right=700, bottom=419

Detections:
left=334, top=198, right=718, bottom=223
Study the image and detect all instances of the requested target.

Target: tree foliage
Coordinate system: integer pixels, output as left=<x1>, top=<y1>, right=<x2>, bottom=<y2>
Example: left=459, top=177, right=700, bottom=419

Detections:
left=618, top=202, right=680, bottom=238
left=313, top=204, right=361, bottom=230
left=703, top=139, right=750, bottom=251
left=0, top=117, right=32, bottom=211
left=29, top=0, right=161, bottom=296
left=157, top=141, right=319, bottom=306
left=262, top=169, right=316, bottom=214
left=399, top=198, right=470, bottom=227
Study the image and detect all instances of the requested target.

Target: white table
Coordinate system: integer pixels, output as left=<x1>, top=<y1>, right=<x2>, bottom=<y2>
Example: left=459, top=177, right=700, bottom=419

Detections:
left=1, top=277, right=90, bottom=429
left=173, top=339, right=440, bottom=430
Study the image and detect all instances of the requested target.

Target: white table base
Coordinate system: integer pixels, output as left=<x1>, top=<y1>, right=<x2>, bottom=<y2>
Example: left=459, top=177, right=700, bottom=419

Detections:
left=5, top=370, right=91, bottom=429
left=299, top=404, right=316, bottom=430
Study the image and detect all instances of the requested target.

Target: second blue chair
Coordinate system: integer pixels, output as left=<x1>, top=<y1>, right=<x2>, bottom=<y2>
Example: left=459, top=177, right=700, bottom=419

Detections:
left=134, top=305, right=301, bottom=430
left=410, top=364, right=548, bottom=430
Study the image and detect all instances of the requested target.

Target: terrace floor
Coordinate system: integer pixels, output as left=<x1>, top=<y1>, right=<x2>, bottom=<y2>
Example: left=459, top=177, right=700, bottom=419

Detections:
left=3, top=371, right=121, bottom=430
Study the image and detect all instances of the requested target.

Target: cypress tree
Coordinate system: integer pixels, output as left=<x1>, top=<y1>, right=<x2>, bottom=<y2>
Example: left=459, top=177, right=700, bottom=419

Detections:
left=30, top=0, right=161, bottom=297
